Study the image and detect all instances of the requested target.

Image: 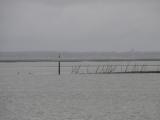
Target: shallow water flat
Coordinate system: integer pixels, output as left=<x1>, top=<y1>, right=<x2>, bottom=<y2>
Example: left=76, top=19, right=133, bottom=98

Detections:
left=0, top=63, right=160, bottom=120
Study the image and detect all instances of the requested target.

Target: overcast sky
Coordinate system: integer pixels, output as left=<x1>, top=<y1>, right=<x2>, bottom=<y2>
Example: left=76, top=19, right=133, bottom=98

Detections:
left=0, top=0, right=160, bottom=52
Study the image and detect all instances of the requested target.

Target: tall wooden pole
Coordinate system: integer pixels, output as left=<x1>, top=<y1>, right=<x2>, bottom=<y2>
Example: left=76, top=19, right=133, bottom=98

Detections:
left=58, top=53, right=61, bottom=75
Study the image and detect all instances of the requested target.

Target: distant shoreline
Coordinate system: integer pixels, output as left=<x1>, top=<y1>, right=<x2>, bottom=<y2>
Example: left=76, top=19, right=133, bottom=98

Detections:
left=1, top=58, right=160, bottom=62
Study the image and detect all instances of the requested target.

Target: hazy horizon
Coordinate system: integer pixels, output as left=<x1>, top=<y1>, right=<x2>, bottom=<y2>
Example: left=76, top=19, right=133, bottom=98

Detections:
left=1, top=50, right=160, bottom=53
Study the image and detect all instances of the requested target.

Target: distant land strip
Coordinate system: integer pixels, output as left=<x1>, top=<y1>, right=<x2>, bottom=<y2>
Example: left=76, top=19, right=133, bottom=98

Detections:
left=1, top=58, right=160, bottom=62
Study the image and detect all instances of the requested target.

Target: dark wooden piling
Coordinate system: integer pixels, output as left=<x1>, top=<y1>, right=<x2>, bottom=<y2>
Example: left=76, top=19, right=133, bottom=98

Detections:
left=58, top=54, right=61, bottom=75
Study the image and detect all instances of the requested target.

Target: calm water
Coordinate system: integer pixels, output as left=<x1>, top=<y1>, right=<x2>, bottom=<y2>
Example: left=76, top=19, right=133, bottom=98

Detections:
left=0, top=62, right=160, bottom=120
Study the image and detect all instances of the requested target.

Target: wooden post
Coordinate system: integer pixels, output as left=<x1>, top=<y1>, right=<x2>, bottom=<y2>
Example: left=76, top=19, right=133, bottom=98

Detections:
left=58, top=53, right=61, bottom=75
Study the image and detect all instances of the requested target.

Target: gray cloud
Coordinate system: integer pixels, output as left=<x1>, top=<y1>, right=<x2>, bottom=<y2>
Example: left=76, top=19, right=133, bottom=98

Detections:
left=1, top=0, right=159, bottom=6
left=0, top=0, right=160, bottom=51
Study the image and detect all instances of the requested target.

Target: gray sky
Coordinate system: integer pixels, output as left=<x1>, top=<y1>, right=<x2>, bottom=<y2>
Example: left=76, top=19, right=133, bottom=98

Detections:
left=0, top=0, right=160, bottom=52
